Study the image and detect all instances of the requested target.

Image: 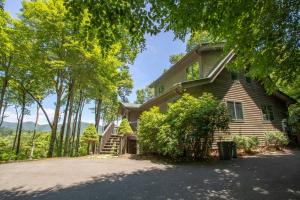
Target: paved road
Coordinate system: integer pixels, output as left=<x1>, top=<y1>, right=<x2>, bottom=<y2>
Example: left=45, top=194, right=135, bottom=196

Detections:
left=0, top=152, right=300, bottom=200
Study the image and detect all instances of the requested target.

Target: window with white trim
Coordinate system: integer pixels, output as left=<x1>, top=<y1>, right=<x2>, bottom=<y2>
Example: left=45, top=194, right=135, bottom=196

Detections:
left=227, top=101, right=244, bottom=120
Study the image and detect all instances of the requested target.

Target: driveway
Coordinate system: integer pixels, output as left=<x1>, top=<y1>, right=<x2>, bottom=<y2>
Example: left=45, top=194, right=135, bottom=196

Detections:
left=0, top=151, right=300, bottom=200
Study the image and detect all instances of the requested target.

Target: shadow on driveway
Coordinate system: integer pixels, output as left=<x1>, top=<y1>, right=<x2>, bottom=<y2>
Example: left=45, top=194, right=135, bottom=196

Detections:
left=1, top=152, right=300, bottom=200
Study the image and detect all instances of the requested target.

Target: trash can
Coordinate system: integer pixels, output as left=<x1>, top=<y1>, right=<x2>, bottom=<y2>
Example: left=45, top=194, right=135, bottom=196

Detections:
left=217, top=142, right=233, bottom=160
left=231, top=141, right=237, bottom=158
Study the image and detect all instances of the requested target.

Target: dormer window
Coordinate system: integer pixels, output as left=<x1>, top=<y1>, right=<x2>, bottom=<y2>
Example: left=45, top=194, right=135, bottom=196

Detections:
left=186, top=62, right=200, bottom=81
left=158, top=85, right=164, bottom=94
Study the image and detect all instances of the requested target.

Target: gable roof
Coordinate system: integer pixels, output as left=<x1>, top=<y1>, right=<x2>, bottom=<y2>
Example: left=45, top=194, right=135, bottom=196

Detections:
left=149, top=42, right=225, bottom=87
left=122, top=45, right=296, bottom=111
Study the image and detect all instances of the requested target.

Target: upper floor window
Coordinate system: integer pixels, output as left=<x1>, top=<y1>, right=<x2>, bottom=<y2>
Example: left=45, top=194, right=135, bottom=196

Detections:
left=158, top=85, right=164, bottom=94
left=227, top=101, right=244, bottom=120
left=186, top=62, right=200, bottom=81
left=261, top=105, right=274, bottom=121
left=231, top=72, right=239, bottom=81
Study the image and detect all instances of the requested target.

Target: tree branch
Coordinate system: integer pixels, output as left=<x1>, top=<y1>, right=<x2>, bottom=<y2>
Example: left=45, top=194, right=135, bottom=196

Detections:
left=25, top=89, right=53, bottom=129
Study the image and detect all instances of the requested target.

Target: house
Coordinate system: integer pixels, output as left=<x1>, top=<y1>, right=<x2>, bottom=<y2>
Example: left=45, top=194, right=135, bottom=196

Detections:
left=119, top=43, right=295, bottom=146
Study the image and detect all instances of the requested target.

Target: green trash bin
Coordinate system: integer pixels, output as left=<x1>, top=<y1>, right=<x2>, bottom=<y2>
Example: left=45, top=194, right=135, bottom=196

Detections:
left=217, top=142, right=233, bottom=160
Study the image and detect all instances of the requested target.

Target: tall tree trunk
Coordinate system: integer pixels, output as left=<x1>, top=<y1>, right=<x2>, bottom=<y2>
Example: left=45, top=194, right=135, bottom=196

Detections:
left=15, top=92, right=26, bottom=157
left=0, top=75, right=9, bottom=119
left=30, top=103, right=40, bottom=160
left=58, top=91, right=70, bottom=157
left=70, top=99, right=80, bottom=157
left=75, top=98, right=84, bottom=157
left=63, top=80, right=75, bottom=156
left=95, top=99, right=102, bottom=133
left=0, top=99, right=8, bottom=127
left=47, top=74, right=64, bottom=158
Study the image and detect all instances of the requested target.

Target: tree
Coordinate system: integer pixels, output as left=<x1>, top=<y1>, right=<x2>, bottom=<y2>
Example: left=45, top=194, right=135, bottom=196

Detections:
left=169, top=53, right=184, bottom=65
left=186, top=31, right=218, bottom=52
left=81, top=124, right=98, bottom=155
left=65, top=0, right=160, bottom=52
left=118, top=118, right=133, bottom=135
left=149, top=0, right=300, bottom=92
left=135, top=86, right=154, bottom=104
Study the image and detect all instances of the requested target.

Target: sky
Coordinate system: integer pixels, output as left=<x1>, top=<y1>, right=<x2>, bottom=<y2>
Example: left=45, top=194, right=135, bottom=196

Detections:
left=3, top=0, right=187, bottom=124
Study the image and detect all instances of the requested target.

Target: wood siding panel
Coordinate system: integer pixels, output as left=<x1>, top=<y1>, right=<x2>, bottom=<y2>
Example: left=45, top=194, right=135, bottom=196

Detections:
left=188, top=69, right=288, bottom=147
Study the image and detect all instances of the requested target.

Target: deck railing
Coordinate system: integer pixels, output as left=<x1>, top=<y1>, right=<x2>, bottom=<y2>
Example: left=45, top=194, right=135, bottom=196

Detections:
left=100, top=122, right=115, bottom=151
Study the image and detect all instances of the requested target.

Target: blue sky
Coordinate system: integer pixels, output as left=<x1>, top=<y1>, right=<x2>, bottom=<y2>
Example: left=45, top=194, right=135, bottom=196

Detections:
left=4, top=0, right=187, bottom=124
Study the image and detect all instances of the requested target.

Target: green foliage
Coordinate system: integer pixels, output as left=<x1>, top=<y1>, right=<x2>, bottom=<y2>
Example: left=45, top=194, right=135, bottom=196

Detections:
left=233, top=135, right=259, bottom=153
left=138, top=93, right=230, bottom=159
left=186, top=31, right=219, bottom=52
left=135, top=86, right=154, bottom=104
left=65, top=0, right=160, bottom=52
left=186, top=62, right=199, bottom=80
left=82, top=124, right=98, bottom=143
left=169, top=53, right=185, bottom=65
left=138, top=107, right=166, bottom=154
left=288, top=103, right=300, bottom=133
left=265, top=131, right=289, bottom=149
left=118, top=118, right=133, bottom=135
left=0, top=131, right=50, bottom=161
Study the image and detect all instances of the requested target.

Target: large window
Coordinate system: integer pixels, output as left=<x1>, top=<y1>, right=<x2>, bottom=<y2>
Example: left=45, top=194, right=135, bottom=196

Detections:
left=227, top=101, right=244, bottom=120
left=261, top=105, right=274, bottom=121
left=158, top=85, right=164, bottom=94
left=186, top=62, right=200, bottom=80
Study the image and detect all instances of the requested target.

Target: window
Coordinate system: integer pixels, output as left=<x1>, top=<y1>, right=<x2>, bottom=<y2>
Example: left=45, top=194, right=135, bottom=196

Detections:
left=227, top=101, right=244, bottom=120
left=186, top=62, right=200, bottom=80
left=231, top=72, right=239, bottom=81
left=158, top=85, right=164, bottom=94
left=261, top=105, right=274, bottom=121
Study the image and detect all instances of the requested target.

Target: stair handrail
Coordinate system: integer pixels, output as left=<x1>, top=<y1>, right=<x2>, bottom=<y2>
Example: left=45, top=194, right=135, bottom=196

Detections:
left=100, top=122, right=115, bottom=151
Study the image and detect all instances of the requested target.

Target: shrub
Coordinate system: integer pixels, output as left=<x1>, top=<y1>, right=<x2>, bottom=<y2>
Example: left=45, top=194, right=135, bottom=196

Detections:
left=137, top=107, right=166, bottom=154
left=265, top=131, right=289, bottom=149
left=233, top=135, right=259, bottom=153
left=138, top=93, right=230, bottom=160
left=81, top=124, right=99, bottom=155
left=118, top=118, right=133, bottom=135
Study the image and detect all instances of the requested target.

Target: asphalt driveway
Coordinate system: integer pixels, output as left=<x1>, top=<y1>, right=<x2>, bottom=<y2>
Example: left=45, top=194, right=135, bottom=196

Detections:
left=0, top=151, right=300, bottom=200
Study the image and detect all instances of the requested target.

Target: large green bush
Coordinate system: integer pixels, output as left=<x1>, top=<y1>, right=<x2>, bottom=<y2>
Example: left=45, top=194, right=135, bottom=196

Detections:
left=233, top=135, right=259, bottom=153
left=138, top=93, right=230, bottom=160
left=138, top=107, right=166, bottom=154
left=265, top=131, right=289, bottom=149
left=118, top=118, right=133, bottom=135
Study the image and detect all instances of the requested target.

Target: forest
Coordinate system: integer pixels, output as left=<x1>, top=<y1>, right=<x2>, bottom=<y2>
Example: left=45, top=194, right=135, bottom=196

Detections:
left=0, top=0, right=299, bottom=161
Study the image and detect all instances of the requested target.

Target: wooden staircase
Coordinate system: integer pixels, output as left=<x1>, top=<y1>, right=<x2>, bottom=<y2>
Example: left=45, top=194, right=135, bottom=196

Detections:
left=99, top=135, right=120, bottom=154
left=99, top=122, right=120, bottom=155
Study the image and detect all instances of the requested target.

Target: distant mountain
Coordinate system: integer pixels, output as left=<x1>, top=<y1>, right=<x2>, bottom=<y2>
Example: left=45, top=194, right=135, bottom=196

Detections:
left=0, top=121, right=95, bottom=134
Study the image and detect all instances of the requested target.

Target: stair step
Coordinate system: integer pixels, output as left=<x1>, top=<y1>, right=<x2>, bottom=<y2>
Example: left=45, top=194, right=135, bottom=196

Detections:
left=102, top=147, right=119, bottom=150
left=109, top=135, right=120, bottom=138
left=105, top=141, right=120, bottom=144
left=99, top=151, right=118, bottom=155
left=104, top=144, right=119, bottom=148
